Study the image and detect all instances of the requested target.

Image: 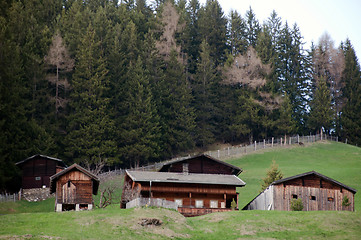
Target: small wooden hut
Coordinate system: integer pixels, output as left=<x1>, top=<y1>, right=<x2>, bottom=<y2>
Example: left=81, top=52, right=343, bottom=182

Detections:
left=50, top=164, right=99, bottom=212
left=243, top=171, right=357, bottom=211
left=16, top=154, right=66, bottom=189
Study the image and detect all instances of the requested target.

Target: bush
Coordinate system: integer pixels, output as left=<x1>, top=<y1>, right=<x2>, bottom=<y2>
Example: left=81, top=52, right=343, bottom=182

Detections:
left=342, top=196, right=351, bottom=207
left=231, top=198, right=237, bottom=210
left=290, top=198, right=303, bottom=211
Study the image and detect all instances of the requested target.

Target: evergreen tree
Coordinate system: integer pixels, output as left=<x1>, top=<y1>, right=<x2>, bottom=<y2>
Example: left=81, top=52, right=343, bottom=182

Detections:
left=119, top=56, right=161, bottom=167
left=66, top=25, right=117, bottom=166
left=198, top=0, right=227, bottom=66
left=245, top=7, right=260, bottom=48
left=228, top=10, right=247, bottom=56
left=307, top=76, right=333, bottom=134
left=340, top=39, right=361, bottom=145
left=261, top=160, right=283, bottom=191
left=193, top=40, right=218, bottom=146
left=160, top=50, right=196, bottom=156
left=273, top=94, right=296, bottom=136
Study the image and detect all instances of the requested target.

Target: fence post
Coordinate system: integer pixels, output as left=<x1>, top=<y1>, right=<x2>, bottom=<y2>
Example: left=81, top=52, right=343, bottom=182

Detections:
left=298, top=135, right=299, bottom=143
left=346, top=138, right=348, bottom=144
left=217, top=150, right=220, bottom=158
left=272, top=137, right=274, bottom=147
left=281, top=137, right=283, bottom=146
left=228, top=147, right=230, bottom=156
left=254, top=141, right=257, bottom=151
left=263, top=139, right=266, bottom=148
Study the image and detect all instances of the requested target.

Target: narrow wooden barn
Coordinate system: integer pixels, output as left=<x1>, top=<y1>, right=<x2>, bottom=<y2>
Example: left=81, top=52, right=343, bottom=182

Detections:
left=121, top=154, right=246, bottom=217
left=50, top=164, right=99, bottom=212
left=243, top=171, right=356, bottom=211
left=16, top=154, right=67, bottom=189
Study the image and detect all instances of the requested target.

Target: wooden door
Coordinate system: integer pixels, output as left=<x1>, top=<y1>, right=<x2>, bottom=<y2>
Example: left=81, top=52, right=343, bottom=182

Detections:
left=62, top=181, right=76, bottom=203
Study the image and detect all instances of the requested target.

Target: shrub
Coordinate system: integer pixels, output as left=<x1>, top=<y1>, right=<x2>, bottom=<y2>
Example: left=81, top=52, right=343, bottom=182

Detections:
left=290, top=198, right=303, bottom=211
left=231, top=198, right=237, bottom=210
left=342, top=196, right=351, bottom=207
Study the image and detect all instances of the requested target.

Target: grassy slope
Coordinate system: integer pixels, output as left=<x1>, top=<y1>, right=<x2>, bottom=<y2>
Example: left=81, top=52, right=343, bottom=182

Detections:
left=1, top=141, right=361, bottom=239
left=227, top=141, right=361, bottom=211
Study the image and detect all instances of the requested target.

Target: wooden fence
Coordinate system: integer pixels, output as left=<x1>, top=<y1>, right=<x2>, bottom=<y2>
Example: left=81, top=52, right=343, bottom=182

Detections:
left=132, top=133, right=340, bottom=172
left=0, top=192, right=20, bottom=202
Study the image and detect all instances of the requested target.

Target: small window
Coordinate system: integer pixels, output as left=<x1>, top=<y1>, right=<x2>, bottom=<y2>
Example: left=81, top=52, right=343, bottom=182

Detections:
left=210, top=200, right=218, bottom=208
left=195, top=200, right=203, bottom=208
left=328, top=197, right=334, bottom=202
left=220, top=202, right=226, bottom=208
left=35, top=177, right=41, bottom=181
left=310, top=196, right=316, bottom=201
left=67, top=180, right=71, bottom=188
left=292, top=194, right=298, bottom=199
left=175, top=199, right=183, bottom=207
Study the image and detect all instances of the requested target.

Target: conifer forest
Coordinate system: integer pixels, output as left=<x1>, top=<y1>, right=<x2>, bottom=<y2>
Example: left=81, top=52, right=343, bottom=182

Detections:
left=1, top=0, right=361, bottom=191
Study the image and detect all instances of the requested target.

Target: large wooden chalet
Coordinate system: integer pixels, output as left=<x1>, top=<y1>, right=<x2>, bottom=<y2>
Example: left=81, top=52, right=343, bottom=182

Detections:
left=243, top=171, right=357, bottom=211
left=50, top=164, right=99, bottom=212
left=121, top=154, right=246, bottom=217
left=16, top=154, right=66, bottom=189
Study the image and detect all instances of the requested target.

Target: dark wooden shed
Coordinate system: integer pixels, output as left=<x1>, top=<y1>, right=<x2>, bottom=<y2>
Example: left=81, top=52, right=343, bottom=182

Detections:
left=243, top=171, right=357, bottom=211
left=50, top=164, right=99, bottom=212
left=16, top=154, right=66, bottom=189
left=159, top=154, right=242, bottom=175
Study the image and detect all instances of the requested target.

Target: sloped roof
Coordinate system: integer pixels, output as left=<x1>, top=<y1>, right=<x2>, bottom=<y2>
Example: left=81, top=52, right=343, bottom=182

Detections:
left=50, top=164, right=100, bottom=194
left=158, top=154, right=243, bottom=175
left=16, top=154, right=67, bottom=167
left=126, top=170, right=246, bottom=187
left=272, top=170, right=357, bottom=194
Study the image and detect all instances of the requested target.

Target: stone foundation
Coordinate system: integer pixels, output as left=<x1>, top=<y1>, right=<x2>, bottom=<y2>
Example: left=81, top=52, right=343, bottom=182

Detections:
left=21, top=188, right=54, bottom=202
left=56, top=203, right=93, bottom=212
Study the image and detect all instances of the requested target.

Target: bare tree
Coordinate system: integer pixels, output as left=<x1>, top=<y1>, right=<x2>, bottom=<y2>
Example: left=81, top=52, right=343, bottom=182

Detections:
left=97, top=173, right=124, bottom=208
left=121, top=181, right=140, bottom=204
left=44, top=31, right=74, bottom=118
left=222, top=46, right=271, bottom=89
left=313, top=32, right=345, bottom=124
left=155, top=1, right=185, bottom=63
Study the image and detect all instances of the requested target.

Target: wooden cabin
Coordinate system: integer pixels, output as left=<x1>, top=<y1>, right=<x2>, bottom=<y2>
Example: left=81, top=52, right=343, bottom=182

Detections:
left=121, top=155, right=245, bottom=217
left=16, top=154, right=66, bottom=189
left=50, top=164, right=99, bottom=212
left=243, top=171, right=357, bottom=211
left=159, top=154, right=242, bottom=175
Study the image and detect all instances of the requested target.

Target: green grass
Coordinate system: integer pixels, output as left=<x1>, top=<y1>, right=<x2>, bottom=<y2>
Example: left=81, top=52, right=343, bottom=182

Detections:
left=228, top=141, right=361, bottom=211
left=1, top=141, right=360, bottom=239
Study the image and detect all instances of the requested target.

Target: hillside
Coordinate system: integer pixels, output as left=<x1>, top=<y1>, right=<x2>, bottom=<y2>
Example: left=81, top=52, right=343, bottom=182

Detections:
left=1, top=141, right=360, bottom=239
left=229, top=141, right=361, bottom=211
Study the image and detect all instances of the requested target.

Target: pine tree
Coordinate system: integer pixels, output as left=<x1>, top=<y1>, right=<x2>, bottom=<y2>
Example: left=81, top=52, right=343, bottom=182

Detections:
left=245, top=7, right=260, bottom=48
left=340, top=39, right=361, bottom=145
left=198, top=0, right=227, bottom=66
left=228, top=10, right=247, bottom=56
left=119, top=56, right=161, bottom=168
left=159, top=50, right=196, bottom=156
left=66, top=25, right=117, bottom=166
left=261, top=160, right=283, bottom=191
left=308, top=76, right=333, bottom=133
left=193, top=40, right=218, bottom=146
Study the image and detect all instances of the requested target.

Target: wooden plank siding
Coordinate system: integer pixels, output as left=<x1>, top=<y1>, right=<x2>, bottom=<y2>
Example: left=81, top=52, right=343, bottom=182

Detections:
left=20, top=157, right=62, bottom=189
left=55, top=170, right=93, bottom=204
left=273, top=180, right=355, bottom=211
left=161, top=156, right=236, bottom=175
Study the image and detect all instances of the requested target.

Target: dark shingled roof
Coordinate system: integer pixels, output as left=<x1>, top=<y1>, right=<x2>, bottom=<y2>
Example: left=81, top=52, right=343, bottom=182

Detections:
left=50, top=164, right=100, bottom=194
left=273, top=170, right=357, bottom=194
left=158, top=154, right=243, bottom=175
left=126, top=170, right=246, bottom=187
left=16, top=154, right=67, bottom=168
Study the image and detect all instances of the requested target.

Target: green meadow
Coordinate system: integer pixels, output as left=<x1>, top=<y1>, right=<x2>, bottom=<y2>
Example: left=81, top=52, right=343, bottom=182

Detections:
left=1, top=141, right=360, bottom=239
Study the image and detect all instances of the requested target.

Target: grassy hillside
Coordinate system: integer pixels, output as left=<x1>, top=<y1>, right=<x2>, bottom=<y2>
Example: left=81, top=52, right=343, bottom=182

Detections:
left=227, top=141, right=361, bottom=211
left=1, top=141, right=360, bottom=239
